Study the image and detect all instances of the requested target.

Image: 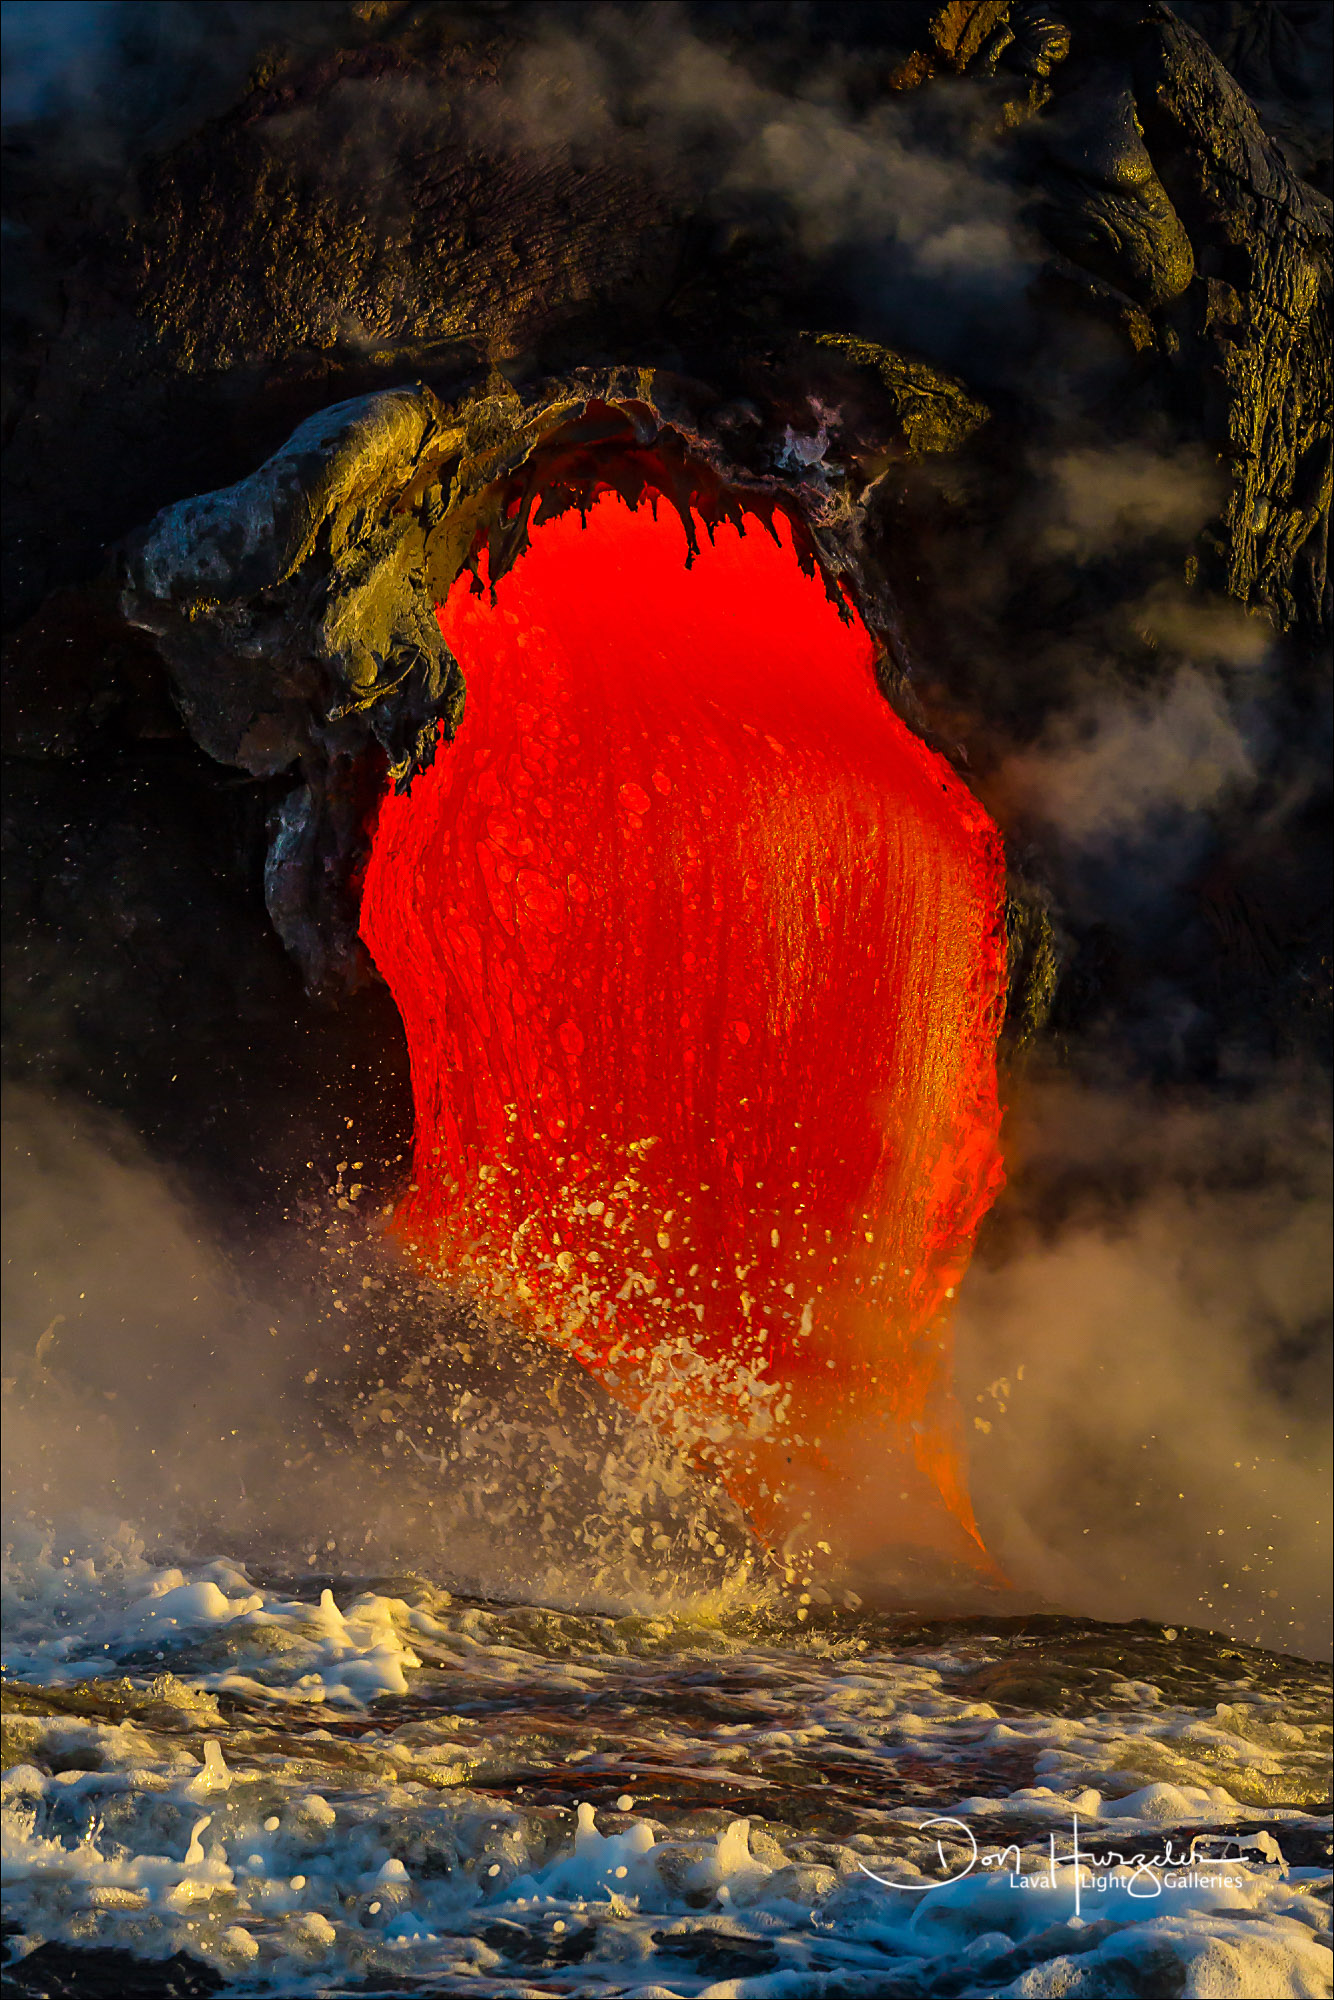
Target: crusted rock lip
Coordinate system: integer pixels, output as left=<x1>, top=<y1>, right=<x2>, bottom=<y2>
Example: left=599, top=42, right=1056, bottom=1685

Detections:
left=117, top=359, right=985, bottom=989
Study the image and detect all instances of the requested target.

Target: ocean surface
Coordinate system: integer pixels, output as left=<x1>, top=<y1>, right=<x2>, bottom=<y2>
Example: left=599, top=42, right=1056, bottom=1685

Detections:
left=3, top=1525, right=1331, bottom=1999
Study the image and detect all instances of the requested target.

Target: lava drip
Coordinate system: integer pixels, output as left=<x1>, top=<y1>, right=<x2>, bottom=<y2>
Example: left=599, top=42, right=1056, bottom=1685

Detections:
left=360, top=493, right=1007, bottom=1578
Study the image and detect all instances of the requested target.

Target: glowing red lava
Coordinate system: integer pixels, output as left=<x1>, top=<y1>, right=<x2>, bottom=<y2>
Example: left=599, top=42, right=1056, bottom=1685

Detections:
left=360, top=493, right=1007, bottom=1574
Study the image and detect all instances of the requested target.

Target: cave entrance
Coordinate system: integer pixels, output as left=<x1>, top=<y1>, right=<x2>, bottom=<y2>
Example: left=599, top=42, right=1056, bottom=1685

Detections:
left=360, top=490, right=1006, bottom=1578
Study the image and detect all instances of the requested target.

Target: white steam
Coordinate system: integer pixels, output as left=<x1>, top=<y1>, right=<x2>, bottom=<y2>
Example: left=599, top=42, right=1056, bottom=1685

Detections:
left=959, top=1076, right=1333, bottom=1657
left=465, top=10, right=1036, bottom=352
left=1039, top=446, right=1224, bottom=562
left=999, top=665, right=1257, bottom=853
left=1, top=1084, right=766, bottom=1613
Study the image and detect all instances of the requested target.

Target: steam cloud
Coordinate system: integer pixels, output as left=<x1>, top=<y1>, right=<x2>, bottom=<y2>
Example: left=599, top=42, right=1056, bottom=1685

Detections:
left=0, top=0, right=348, bottom=160
left=465, top=6, right=1038, bottom=365
left=998, top=665, right=1257, bottom=879
left=960, top=451, right=1330, bottom=1655
left=2, top=1085, right=762, bottom=1611
left=958, top=1073, right=1332, bottom=1656
left=2, top=1084, right=324, bottom=1539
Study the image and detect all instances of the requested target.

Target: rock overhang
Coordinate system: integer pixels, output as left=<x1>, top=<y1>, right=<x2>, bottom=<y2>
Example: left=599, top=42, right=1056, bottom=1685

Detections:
left=117, top=356, right=993, bottom=991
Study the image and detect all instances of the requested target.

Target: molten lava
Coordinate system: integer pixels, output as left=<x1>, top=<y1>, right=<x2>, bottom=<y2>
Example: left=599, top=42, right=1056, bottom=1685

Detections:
left=360, top=493, right=1007, bottom=1575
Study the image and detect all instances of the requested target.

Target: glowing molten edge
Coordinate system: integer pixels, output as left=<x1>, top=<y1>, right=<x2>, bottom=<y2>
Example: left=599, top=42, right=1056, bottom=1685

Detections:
left=360, top=493, right=1006, bottom=1578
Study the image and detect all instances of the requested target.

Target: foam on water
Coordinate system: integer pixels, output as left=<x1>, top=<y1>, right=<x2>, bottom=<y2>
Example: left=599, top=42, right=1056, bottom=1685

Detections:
left=3, top=1527, right=1330, bottom=1997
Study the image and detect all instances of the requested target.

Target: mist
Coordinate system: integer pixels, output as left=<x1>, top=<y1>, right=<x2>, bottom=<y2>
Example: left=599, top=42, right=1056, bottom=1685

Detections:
left=1, top=1083, right=765, bottom=1613
left=0, top=0, right=350, bottom=159
left=460, top=4, right=1039, bottom=369
left=958, top=1070, right=1332, bottom=1658
left=2, top=1083, right=336, bottom=1542
left=953, top=442, right=1331, bottom=1659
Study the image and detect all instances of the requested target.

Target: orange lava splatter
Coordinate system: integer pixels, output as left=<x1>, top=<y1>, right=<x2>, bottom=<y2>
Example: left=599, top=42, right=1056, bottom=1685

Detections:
left=360, top=494, right=1007, bottom=1572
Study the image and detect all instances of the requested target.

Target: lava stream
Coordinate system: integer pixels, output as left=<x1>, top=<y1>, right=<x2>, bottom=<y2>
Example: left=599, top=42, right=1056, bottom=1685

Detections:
left=360, top=492, right=1007, bottom=1578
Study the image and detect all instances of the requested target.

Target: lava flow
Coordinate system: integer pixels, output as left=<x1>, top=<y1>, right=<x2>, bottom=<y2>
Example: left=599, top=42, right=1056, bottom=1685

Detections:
left=360, top=492, right=1007, bottom=1577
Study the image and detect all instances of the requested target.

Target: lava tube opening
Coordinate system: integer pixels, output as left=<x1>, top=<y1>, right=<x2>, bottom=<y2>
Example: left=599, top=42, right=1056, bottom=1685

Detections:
left=360, top=490, right=1007, bottom=1582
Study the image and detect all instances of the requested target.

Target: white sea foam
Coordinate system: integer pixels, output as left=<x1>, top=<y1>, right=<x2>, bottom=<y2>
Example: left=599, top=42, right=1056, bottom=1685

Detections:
left=2, top=1527, right=1329, bottom=1996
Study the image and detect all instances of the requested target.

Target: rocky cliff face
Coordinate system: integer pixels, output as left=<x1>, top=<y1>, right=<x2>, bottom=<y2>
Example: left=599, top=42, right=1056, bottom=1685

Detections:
left=2, top=0, right=1329, bottom=1219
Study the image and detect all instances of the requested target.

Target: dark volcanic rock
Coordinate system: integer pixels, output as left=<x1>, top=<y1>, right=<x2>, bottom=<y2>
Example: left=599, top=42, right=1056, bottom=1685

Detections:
left=1136, top=7, right=1331, bottom=625
left=1, top=1942, right=222, bottom=1998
